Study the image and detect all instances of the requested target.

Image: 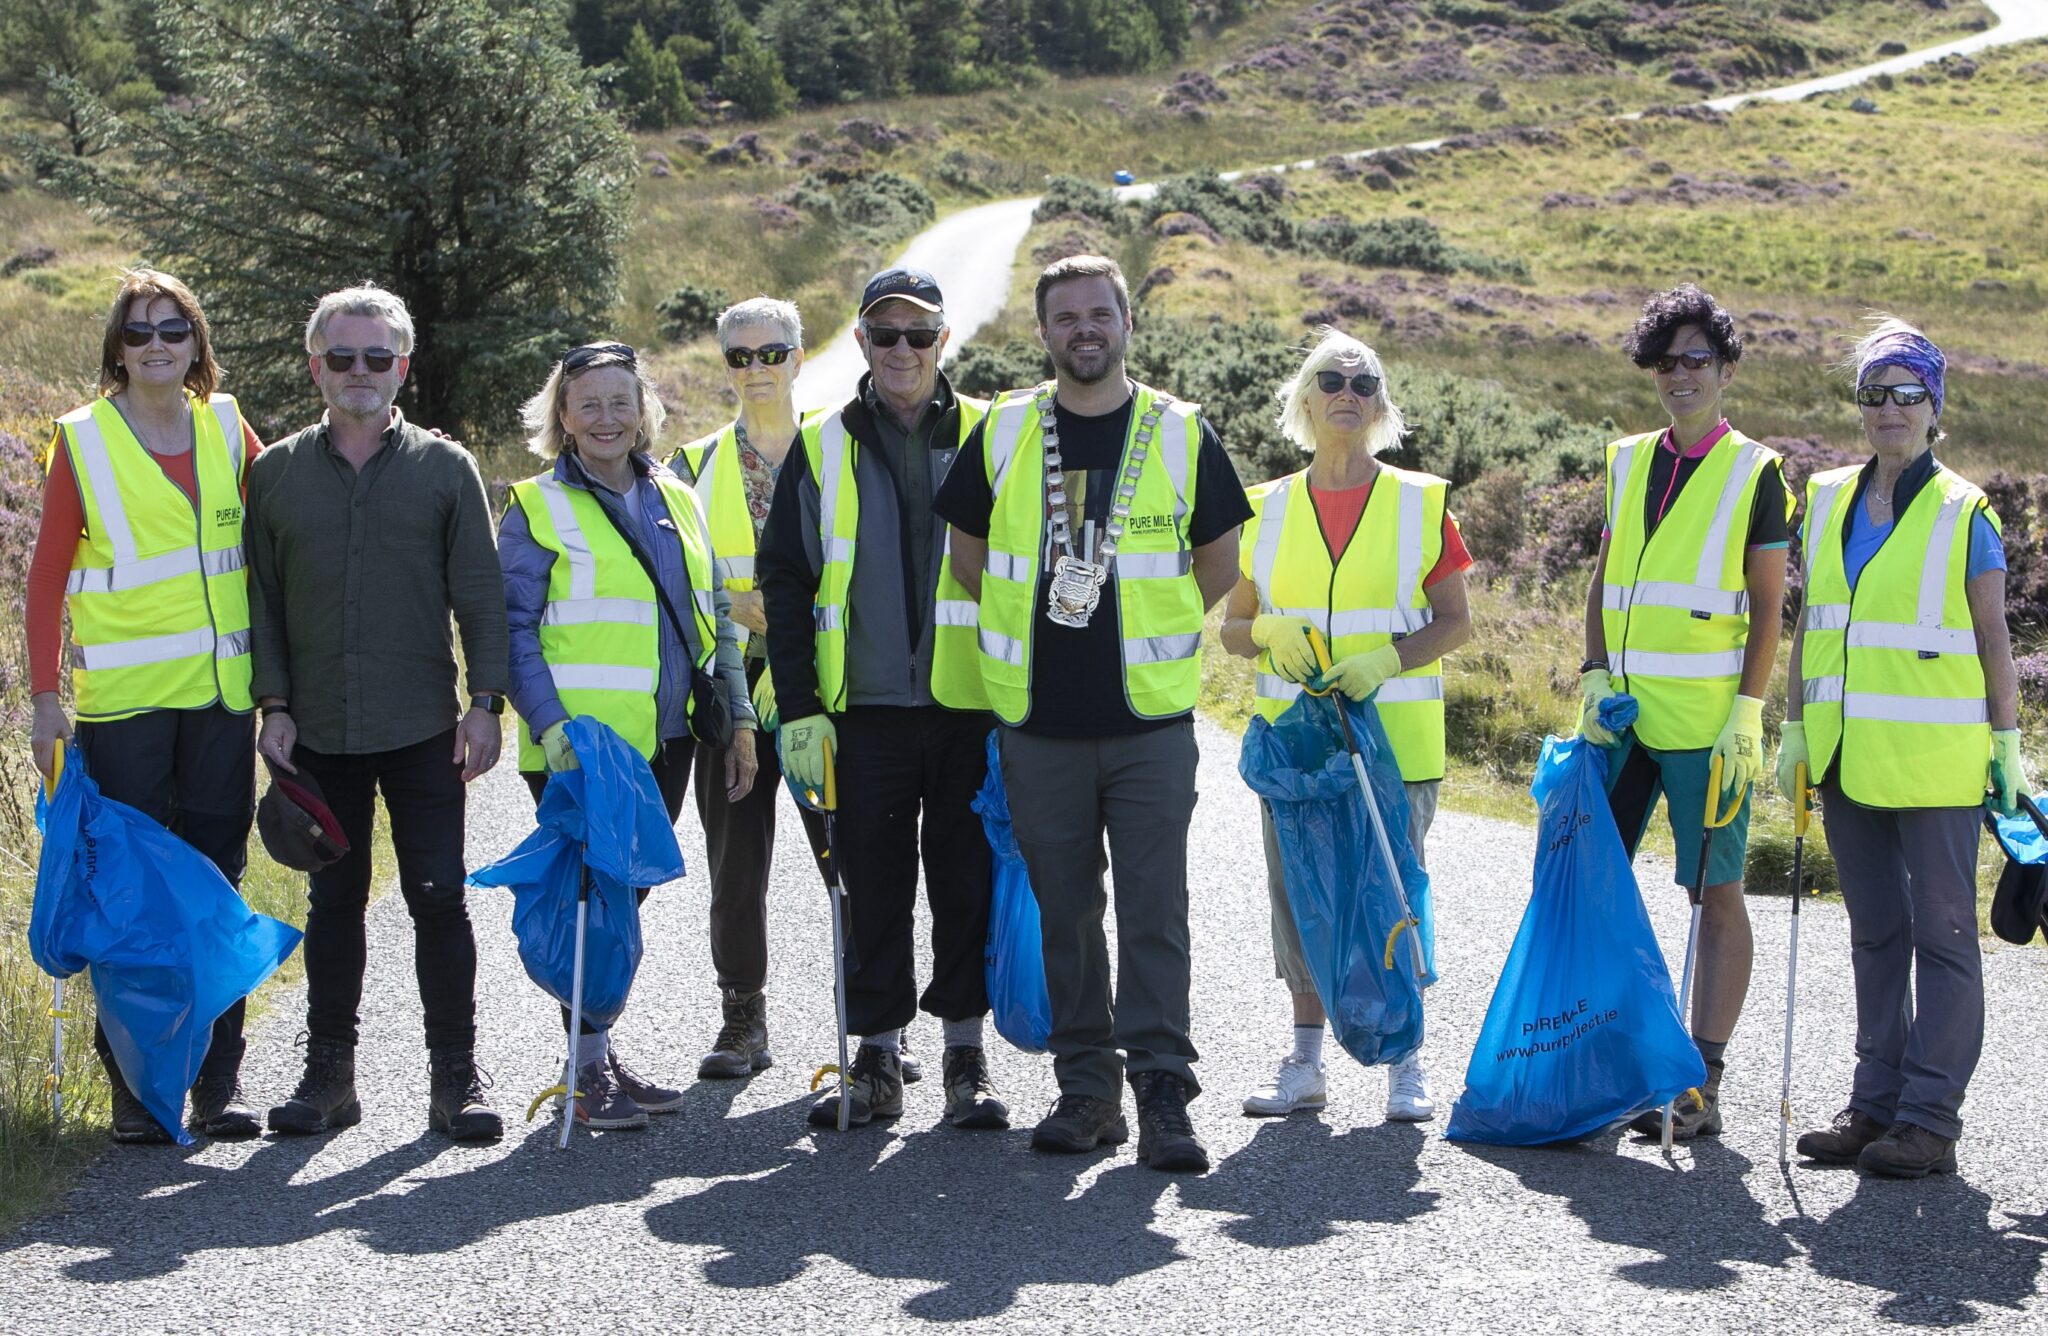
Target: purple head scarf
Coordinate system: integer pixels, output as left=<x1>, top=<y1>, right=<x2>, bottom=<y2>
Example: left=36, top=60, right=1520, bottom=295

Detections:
left=1857, top=326, right=1946, bottom=419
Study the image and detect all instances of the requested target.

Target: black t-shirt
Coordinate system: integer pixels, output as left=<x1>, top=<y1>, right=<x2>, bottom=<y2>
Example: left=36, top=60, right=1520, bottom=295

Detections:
left=935, top=395, right=1252, bottom=737
left=1641, top=434, right=1790, bottom=548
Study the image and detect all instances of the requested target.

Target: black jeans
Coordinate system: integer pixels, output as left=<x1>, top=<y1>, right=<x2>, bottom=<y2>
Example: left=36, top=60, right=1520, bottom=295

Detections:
left=75, top=703, right=256, bottom=1087
left=297, top=729, right=476, bottom=1053
left=524, top=736, right=694, bottom=1033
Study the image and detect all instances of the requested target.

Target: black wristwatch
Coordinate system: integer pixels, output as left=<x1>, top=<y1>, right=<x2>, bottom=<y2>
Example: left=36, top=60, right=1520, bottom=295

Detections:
left=260, top=703, right=290, bottom=721
left=470, top=693, right=506, bottom=716
left=1578, top=657, right=1609, bottom=675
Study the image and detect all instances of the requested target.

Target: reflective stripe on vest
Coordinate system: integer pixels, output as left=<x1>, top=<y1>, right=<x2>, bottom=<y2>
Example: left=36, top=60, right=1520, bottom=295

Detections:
left=674, top=422, right=761, bottom=648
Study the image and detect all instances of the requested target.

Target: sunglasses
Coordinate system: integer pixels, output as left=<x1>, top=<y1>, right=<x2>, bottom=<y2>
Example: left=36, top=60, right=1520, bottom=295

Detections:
left=561, top=341, right=636, bottom=372
left=864, top=325, right=941, bottom=350
left=1650, top=350, right=1716, bottom=374
left=1315, top=370, right=1382, bottom=397
left=120, top=318, right=193, bottom=348
left=724, top=343, right=795, bottom=369
left=1856, top=382, right=1932, bottom=408
left=321, top=347, right=398, bottom=373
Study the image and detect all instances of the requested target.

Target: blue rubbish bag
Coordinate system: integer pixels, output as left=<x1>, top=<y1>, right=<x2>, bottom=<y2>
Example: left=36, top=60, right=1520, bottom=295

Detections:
left=971, top=730, right=1051, bottom=1052
left=469, top=717, right=684, bottom=1027
left=1444, top=732, right=1706, bottom=1145
left=30, top=749, right=301, bottom=1146
left=1240, top=693, right=1434, bottom=1068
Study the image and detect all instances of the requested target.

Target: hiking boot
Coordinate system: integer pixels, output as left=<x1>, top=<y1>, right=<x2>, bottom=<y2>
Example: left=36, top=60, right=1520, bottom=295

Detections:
left=1859, top=1122, right=1958, bottom=1179
left=268, top=1036, right=361, bottom=1135
left=898, top=1028, right=923, bottom=1084
left=808, top=1043, right=903, bottom=1129
left=1385, top=1050, right=1436, bottom=1123
left=108, top=1069, right=173, bottom=1145
left=1629, top=1060, right=1723, bottom=1141
left=941, top=1045, right=1009, bottom=1130
left=1132, top=1072, right=1209, bottom=1173
left=187, top=1074, right=261, bottom=1139
left=1243, top=1054, right=1327, bottom=1117
left=697, top=988, right=772, bottom=1079
left=427, top=1048, right=503, bottom=1142
left=609, top=1049, right=684, bottom=1113
left=1797, top=1107, right=1892, bottom=1165
left=1030, top=1092, right=1130, bottom=1153
left=570, top=1059, right=648, bottom=1130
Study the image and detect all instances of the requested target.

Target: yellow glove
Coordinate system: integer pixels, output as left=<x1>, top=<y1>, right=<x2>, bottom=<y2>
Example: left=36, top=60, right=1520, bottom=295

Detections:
left=1578, top=668, right=1618, bottom=746
left=1251, top=614, right=1319, bottom=684
left=1991, top=728, right=2031, bottom=818
left=539, top=721, right=578, bottom=772
left=778, top=713, right=836, bottom=791
left=751, top=668, right=778, bottom=733
left=1711, top=694, right=1765, bottom=797
left=1775, top=720, right=1808, bottom=802
left=1318, top=644, right=1405, bottom=702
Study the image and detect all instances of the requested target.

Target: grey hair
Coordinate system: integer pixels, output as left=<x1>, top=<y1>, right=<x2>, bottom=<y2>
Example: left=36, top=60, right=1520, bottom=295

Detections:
left=520, top=350, right=668, bottom=460
left=718, top=296, right=803, bottom=350
left=304, top=283, right=416, bottom=355
left=1275, top=326, right=1406, bottom=456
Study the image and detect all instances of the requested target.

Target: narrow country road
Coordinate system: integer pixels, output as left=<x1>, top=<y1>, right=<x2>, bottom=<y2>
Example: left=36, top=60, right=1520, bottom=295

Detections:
left=794, top=0, right=2048, bottom=411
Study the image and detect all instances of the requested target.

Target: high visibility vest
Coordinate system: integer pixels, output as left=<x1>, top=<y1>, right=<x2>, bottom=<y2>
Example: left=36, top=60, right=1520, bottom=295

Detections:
left=507, top=470, right=717, bottom=769
left=1243, top=465, right=1449, bottom=781
left=55, top=394, right=253, bottom=721
left=977, top=382, right=1205, bottom=727
left=672, top=423, right=762, bottom=652
left=1600, top=428, right=1790, bottom=750
left=1800, top=463, right=1994, bottom=808
left=801, top=394, right=990, bottom=712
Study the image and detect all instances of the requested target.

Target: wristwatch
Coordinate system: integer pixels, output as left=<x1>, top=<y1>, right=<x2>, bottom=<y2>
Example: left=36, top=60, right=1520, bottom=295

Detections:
left=470, top=692, right=506, bottom=715
left=260, top=703, right=290, bottom=721
left=1578, top=657, right=1610, bottom=675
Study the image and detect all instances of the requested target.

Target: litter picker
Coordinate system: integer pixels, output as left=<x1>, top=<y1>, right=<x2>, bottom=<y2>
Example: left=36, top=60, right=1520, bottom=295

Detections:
left=1778, top=761, right=1811, bottom=1166
left=805, top=740, right=853, bottom=1132
left=45, top=741, right=68, bottom=1128
left=1664, top=755, right=1746, bottom=1153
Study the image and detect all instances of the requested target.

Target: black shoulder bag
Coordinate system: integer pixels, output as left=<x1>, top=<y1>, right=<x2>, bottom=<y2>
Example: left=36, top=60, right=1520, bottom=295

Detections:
left=589, top=488, right=735, bottom=750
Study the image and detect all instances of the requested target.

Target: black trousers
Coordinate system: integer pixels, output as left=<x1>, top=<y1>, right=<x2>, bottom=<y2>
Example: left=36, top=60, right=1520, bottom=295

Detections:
left=833, top=705, right=994, bottom=1035
left=524, top=736, right=694, bottom=1033
left=75, top=703, right=256, bottom=1087
left=298, top=729, right=475, bottom=1053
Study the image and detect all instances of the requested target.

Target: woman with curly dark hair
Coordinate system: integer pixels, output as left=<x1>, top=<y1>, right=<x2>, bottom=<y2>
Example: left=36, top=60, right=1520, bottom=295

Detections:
left=1576, top=283, right=1794, bottom=1142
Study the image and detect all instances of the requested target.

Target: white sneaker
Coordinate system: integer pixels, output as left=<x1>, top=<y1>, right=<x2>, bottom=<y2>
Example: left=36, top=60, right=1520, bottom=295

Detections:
left=1385, top=1051, right=1436, bottom=1122
left=1242, top=1054, right=1327, bottom=1116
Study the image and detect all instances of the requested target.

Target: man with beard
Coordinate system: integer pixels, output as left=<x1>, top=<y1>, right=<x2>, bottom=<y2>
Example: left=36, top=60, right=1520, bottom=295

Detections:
left=936, top=255, right=1251, bottom=1173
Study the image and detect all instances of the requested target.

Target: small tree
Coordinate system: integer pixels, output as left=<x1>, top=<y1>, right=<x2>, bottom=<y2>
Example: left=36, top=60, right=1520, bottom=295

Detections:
left=713, top=21, right=794, bottom=121
left=0, top=0, right=158, bottom=155
left=618, top=22, right=692, bottom=129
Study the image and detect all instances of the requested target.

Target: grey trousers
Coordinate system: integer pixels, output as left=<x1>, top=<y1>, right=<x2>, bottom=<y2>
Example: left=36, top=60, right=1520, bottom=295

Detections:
left=1000, top=720, right=1201, bottom=1102
left=1263, top=780, right=1438, bottom=994
left=1821, top=779, right=1984, bottom=1139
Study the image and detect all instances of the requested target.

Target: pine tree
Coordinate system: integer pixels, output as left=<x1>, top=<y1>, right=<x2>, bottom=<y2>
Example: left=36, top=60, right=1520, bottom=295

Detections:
left=38, top=0, right=636, bottom=442
left=0, top=0, right=159, bottom=155
left=618, top=21, right=691, bottom=128
left=713, top=21, right=794, bottom=120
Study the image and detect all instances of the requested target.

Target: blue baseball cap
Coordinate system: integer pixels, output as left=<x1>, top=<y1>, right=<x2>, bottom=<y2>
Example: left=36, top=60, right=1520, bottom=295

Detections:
left=859, top=266, right=944, bottom=317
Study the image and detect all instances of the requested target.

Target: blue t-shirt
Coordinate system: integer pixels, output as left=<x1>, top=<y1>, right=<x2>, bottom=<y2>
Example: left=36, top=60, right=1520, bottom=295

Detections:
left=1842, top=501, right=2004, bottom=591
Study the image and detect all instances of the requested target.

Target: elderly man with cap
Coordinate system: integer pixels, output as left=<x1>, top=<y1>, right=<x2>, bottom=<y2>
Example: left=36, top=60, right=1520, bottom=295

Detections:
left=757, top=267, right=1005, bottom=1132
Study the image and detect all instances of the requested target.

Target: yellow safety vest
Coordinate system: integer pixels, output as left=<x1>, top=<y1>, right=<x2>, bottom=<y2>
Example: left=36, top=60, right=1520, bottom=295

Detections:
left=1243, top=465, right=1449, bottom=781
left=1800, top=463, right=1994, bottom=809
left=672, top=422, right=763, bottom=653
left=55, top=394, right=253, bottom=721
left=802, top=394, right=990, bottom=712
left=508, top=470, right=717, bottom=769
left=1601, top=427, right=1790, bottom=750
left=977, top=381, right=1205, bottom=727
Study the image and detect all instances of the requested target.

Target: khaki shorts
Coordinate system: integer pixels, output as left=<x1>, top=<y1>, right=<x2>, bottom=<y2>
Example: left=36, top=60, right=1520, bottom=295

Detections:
left=1262, top=780, right=1438, bottom=994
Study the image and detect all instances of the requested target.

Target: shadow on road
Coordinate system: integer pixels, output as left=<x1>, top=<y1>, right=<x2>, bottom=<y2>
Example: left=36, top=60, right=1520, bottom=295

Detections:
left=1177, top=1116, right=1437, bottom=1248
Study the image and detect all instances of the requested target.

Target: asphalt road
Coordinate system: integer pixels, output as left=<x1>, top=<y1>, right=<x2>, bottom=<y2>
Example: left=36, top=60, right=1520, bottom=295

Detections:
left=3, top=717, right=2044, bottom=1334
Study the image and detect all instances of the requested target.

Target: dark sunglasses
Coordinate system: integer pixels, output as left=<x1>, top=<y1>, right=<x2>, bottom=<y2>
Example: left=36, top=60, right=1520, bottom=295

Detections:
left=120, top=318, right=193, bottom=348
left=561, top=341, right=637, bottom=372
left=1315, top=370, right=1382, bottom=397
left=864, top=325, right=941, bottom=350
left=724, top=343, right=795, bottom=369
left=1650, top=350, right=1716, bottom=374
left=321, top=347, right=398, bottom=373
left=1856, top=382, right=1932, bottom=408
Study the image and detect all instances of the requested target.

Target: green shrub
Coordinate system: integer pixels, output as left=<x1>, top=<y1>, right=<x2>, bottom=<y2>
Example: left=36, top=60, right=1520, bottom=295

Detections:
left=657, top=282, right=728, bottom=343
left=792, top=170, right=935, bottom=245
left=1034, top=175, right=1122, bottom=225
left=1385, top=371, right=1611, bottom=488
left=1142, top=174, right=1294, bottom=248
left=949, top=339, right=1051, bottom=398
left=1127, top=314, right=1303, bottom=482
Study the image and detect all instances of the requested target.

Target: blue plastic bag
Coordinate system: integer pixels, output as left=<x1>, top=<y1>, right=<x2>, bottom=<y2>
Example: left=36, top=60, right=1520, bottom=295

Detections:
left=469, top=717, right=684, bottom=1027
left=1445, top=734, right=1706, bottom=1145
left=1240, top=693, right=1434, bottom=1068
left=1991, top=810, right=2048, bottom=865
left=31, top=750, right=301, bottom=1146
left=971, top=730, right=1051, bottom=1052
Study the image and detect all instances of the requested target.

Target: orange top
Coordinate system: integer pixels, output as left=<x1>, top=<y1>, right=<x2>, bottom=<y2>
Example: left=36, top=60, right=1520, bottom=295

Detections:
left=1306, top=476, right=1474, bottom=587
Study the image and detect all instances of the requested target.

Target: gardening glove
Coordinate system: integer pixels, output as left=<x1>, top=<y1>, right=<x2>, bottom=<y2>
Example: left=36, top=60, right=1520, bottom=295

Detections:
left=1990, top=728, right=2031, bottom=818
left=1577, top=668, right=1618, bottom=746
left=1775, top=720, right=1808, bottom=803
left=751, top=668, right=778, bottom=733
left=1317, top=644, right=1405, bottom=702
left=1711, top=694, right=1765, bottom=797
left=778, top=713, right=836, bottom=793
left=539, top=721, right=578, bottom=772
left=1251, top=614, right=1319, bottom=684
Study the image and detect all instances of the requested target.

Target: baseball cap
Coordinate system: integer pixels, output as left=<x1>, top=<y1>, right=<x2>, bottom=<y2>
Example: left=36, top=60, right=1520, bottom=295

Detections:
left=859, top=267, right=944, bottom=317
left=257, top=758, right=351, bottom=872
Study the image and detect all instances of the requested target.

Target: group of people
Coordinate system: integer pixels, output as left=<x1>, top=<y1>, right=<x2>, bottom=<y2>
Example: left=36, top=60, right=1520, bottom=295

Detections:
left=25, top=258, right=2030, bottom=1182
